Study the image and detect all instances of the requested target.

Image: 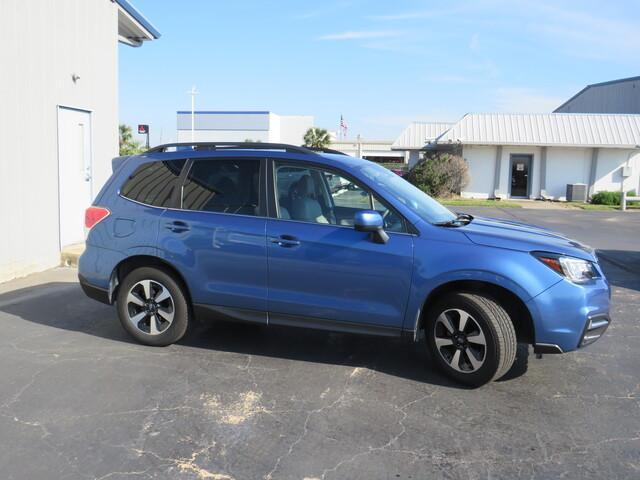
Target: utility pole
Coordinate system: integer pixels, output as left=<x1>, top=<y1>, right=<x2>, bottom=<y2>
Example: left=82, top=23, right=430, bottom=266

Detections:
left=187, top=85, right=199, bottom=142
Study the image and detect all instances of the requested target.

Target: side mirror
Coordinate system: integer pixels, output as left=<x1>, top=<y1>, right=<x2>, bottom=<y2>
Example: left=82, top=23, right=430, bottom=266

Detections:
left=354, top=210, right=389, bottom=244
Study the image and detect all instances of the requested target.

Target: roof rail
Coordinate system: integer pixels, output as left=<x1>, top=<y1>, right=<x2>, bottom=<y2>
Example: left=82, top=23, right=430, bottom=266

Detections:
left=146, top=142, right=317, bottom=155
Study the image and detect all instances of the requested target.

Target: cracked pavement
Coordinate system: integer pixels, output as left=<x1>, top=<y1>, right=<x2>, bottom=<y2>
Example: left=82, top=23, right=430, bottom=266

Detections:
left=0, top=209, right=638, bottom=479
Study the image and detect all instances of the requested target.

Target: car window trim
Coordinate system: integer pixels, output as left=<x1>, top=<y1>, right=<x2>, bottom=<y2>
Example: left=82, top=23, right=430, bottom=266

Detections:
left=268, top=158, right=413, bottom=234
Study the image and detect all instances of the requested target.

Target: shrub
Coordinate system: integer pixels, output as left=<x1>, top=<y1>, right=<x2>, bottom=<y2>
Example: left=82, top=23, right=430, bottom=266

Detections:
left=591, top=190, right=636, bottom=205
left=406, top=152, right=469, bottom=198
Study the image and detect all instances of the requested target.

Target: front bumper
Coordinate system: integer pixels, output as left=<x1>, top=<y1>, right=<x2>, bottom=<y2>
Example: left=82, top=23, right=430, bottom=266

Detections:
left=527, top=274, right=611, bottom=353
left=580, top=313, right=610, bottom=347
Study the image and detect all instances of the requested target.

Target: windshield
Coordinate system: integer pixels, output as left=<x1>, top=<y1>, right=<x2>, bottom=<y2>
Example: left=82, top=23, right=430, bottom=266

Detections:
left=358, top=162, right=456, bottom=224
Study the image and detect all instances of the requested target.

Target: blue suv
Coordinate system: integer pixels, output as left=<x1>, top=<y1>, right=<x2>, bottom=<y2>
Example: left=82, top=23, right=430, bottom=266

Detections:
left=79, top=142, right=610, bottom=386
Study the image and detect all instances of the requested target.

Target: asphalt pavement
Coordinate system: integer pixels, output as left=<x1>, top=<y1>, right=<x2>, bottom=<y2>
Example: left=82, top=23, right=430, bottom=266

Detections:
left=0, top=208, right=638, bottom=480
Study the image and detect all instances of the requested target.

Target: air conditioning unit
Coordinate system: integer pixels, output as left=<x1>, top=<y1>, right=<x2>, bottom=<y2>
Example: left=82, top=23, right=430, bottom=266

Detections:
left=566, top=183, right=587, bottom=202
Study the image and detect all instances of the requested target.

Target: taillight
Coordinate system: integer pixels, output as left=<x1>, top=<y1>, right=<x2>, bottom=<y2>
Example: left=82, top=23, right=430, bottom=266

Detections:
left=85, top=206, right=110, bottom=230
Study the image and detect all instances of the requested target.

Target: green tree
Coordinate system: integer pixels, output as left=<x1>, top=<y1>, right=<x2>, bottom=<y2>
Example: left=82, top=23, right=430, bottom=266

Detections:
left=119, top=124, right=145, bottom=156
left=303, top=127, right=331, bottom=149
left=407, top=150, right=469, bottom=198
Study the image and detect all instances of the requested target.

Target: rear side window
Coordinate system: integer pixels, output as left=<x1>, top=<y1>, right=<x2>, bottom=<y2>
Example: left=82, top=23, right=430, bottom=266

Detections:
left=181, top=159, right=261, bottom=216
left=121, top=160, right=186, bottom=207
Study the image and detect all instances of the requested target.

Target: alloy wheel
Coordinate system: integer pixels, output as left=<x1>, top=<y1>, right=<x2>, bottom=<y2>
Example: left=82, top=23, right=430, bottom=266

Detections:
left=434, top=308, right=487, bottom=373
left=125, top=279, right=175, bottom=335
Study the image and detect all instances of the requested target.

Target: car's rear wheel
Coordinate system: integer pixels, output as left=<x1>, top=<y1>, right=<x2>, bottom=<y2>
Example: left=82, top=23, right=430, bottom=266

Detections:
left=425, top=292, right=516, bottom=386
left=116, top=267, right=190, bottom=346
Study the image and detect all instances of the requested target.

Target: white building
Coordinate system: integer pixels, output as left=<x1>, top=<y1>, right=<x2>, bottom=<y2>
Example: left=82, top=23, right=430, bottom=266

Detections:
left=391, top=122, right=454, bottom=167
left=0, top=0, right=159, bottom=283
left=176, top=111, right=314, bottom=145
left=432, top=113, right=640, bottom=200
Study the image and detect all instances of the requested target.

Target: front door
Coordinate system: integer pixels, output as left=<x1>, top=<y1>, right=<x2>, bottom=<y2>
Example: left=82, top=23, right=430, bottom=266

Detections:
left=266, top=160, right=414, bottom=332
left=58, top=107, right=92, bottom=247
left=510, top=155, right=531, bottom=198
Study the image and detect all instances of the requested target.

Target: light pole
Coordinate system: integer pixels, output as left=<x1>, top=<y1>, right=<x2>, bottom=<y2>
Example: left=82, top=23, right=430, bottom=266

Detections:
left=187, top=85, right=199, bottom=142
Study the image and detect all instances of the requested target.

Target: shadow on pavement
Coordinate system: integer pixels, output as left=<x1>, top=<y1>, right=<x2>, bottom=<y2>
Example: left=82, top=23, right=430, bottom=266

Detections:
left=0, top=281, right=535, bottom=389
left=597, top=250, right=640, bottom=291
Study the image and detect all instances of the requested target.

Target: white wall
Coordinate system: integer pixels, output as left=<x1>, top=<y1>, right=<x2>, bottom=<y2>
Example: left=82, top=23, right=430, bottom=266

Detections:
left=275, top=115, right=314, bottom=145
left=594, top=149, right=640, bottom=195
left=0, top=0, right=119, bottom=282
left=177, top=129, right=270, bottom=142
left=461, top=146, right=497, bottom=199
left=544, top=147, right=591, bottom=200
left=460, top=144, right=639, bottom=200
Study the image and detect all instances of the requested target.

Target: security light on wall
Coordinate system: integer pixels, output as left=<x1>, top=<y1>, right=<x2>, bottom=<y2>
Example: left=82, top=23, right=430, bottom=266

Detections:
left=71, top=73, right=80, bottom=83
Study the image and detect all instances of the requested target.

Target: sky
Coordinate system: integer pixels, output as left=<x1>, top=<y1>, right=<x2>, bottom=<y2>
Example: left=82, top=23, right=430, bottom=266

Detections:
left=119, top=0, right=640, bottom=146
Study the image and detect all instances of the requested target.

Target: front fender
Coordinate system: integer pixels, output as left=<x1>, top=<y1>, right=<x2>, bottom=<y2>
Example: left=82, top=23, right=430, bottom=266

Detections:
left=402, top=236, right=561, bottom=332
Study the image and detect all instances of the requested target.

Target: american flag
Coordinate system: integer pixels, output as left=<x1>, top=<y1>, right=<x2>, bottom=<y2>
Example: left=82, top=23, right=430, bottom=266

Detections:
left=340, top=115, right=348, bottom=138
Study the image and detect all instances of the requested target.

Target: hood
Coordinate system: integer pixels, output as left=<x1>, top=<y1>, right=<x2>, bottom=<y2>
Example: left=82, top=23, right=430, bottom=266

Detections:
left=460, top=216, right=596, bottom=261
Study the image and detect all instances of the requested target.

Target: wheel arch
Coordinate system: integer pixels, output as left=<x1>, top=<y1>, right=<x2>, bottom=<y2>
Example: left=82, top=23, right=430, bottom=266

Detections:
left=111, top=255, right=193, bottom=307
left=418, top=280, right=535, bottom=344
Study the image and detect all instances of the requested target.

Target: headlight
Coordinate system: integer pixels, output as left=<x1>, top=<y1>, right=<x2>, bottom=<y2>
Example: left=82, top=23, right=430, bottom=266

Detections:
left=533, top=252, right=597, bottom=284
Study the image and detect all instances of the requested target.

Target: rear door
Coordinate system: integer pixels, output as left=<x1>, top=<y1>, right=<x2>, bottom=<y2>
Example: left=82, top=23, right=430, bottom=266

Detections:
left=158, top=157, right=268, bottom=320
left=266, top=160, right=414, bottom=333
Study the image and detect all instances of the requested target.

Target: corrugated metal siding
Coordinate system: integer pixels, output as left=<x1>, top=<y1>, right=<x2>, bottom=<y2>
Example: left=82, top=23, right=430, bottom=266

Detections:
left=392, top=122, right=454, bottom=149
left=439, top=113, right=640, bottom=148
left=555, top=77, right=640, bottom=114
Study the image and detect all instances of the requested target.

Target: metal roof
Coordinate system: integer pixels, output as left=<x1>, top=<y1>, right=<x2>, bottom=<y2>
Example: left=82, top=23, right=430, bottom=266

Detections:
left=116, top=0, right=161, bottom=46
left=391, top=122, right=454, bottom=149
left=554, top=75, right=640, bottom=112
left=437, top=113, right=640, bottom=149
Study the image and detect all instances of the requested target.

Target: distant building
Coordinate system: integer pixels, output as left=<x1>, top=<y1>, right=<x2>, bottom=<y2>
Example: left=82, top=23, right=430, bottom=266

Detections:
left=432, top=113, right=640, bottom=200
left=176, top=111, right=314, bottom=145
left=0, top=0, right=159, bottom=282
left=555, top=76, right=640, bottom=114
left=331, top=140, right=405, bottom=163
left=391, top=122, right=454, bottom=167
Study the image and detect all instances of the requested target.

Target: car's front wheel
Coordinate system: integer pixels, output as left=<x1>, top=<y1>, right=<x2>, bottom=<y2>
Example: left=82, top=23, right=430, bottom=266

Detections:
left=426, top=292, right=517, bottom=386
left=116, top=266, right=190, bottom=346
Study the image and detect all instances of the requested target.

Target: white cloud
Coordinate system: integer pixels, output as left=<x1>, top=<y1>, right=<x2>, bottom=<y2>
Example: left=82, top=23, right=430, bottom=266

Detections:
left=469, top=34, right=480, bottom=51
left=492, top=87, right=566, bottom=113
left=317, top=30, right=402, bottom=41
left=368, top=7, right=464, bottom=21
left=522, top=1, right=640, bottom=61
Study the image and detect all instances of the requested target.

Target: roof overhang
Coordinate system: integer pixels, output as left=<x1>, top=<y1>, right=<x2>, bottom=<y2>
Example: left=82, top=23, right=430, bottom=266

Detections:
left=116, top=0, right=160, bottom=47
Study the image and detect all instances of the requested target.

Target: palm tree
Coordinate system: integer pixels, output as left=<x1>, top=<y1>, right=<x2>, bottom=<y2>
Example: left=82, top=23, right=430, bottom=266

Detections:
left=303, top=127, right=331, bottom=149
left=119, top=124, right=145, bottom=156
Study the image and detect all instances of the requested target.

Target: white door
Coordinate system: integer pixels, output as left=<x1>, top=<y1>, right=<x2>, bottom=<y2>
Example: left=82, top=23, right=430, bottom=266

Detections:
left=58, top=107, right=93, bottom=248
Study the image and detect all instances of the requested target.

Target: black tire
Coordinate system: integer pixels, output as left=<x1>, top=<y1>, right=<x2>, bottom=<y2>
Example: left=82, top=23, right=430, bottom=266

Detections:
left=116, top=266, right=190, bottom=346
left=425, top=292, right=516, bottom=387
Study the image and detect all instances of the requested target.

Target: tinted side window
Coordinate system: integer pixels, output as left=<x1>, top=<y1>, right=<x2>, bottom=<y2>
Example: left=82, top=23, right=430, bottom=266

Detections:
left=182, top=159, right=260, bottom=215
left=121, top=160, right=185, bottom=207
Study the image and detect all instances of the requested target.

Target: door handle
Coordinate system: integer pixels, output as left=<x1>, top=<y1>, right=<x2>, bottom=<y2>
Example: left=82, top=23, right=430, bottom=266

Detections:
left=165, top=221, right=190, bottom=233
left=270, top=235, right=300, bottom=248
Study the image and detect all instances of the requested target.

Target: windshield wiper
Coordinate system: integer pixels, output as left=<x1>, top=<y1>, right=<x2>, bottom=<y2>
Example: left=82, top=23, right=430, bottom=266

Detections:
left=433, top=212, right=474, bottom=227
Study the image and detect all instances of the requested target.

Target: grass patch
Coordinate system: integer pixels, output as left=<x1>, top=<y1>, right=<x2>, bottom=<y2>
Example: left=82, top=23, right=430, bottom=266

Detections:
left=569, top=202, right=640, bottom=211
left=437, top=198, right=522, bottom=208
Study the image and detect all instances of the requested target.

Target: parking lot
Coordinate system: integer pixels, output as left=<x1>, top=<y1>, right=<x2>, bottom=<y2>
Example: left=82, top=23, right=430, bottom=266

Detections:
left=1, top=208, right=638, bottom=480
